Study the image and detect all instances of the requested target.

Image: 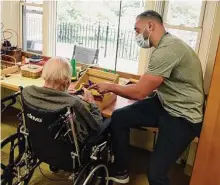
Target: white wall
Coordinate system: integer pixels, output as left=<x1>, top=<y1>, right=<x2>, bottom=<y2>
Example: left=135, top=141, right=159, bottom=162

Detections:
left=1, top=1, right=20, bottom=47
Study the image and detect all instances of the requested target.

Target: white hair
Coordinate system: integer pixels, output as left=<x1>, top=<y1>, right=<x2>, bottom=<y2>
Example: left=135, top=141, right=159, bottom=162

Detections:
left=42, top=57, right=72, bottom=82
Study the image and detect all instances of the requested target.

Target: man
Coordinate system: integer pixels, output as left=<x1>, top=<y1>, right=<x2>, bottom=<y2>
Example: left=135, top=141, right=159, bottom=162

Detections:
left=22, top=57, right=109, bottom=143
left=92, top=10, right=204, bottom=185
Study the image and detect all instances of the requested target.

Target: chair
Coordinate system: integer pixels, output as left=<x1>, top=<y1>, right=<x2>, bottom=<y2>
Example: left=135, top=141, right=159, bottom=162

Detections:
left=1, top=90, right=113, bottom=185
left=72, top=45, right=99, bottom=64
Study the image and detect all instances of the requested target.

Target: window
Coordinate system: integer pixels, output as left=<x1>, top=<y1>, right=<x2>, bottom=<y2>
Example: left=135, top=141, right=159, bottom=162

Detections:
left=56, top=0, right=145, bottom=74
left=23, top=0, right=43, bottom=4
left=19, top=0, right=209, bottom=74
left=20, top=1, right=43, bottom=53
left=163, top=0, right=206, bottom=52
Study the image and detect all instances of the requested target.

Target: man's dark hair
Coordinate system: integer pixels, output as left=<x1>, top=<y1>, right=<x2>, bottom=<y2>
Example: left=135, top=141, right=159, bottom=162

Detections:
left=137, top=10, right=163, bottom=24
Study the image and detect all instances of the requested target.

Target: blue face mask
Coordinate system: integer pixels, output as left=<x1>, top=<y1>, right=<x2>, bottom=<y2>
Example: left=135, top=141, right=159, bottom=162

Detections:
left=135, top=25, right=151, bottom=48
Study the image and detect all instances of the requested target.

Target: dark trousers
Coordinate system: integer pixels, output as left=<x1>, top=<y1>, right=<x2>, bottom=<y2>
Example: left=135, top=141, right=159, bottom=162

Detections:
left=88, top=118, right=111, bottom=143
left=110, top=94, right=202, bottom=185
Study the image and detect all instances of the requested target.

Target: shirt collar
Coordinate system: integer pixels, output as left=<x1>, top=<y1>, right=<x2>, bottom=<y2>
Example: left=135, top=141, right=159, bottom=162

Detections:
left=156, top=32, right=169, bottom=48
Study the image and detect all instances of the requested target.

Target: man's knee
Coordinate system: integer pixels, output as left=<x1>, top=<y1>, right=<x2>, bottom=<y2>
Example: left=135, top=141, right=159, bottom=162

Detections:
left=112, top=108, right=127, bottom=120
left=111, top=108, right=129, bottom=128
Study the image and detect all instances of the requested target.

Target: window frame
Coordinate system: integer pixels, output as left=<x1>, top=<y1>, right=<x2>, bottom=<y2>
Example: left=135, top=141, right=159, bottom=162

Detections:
left=54, top=0, right=148, bottom=74
left=137, top=0, right=155, bottom=74
left=19, top=1, right=43, bottom=54
left=19, top=0, right=214, bottom=76
left=162, top=0, right=206, bottom=53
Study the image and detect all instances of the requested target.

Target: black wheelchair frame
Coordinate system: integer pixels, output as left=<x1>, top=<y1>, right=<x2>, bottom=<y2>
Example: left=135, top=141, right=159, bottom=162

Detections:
left=1, top=89, right=113, bottom=185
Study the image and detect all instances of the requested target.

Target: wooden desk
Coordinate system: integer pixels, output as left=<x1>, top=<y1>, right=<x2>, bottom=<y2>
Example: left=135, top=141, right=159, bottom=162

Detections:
left=1, top=73, right=136, bottom=117
left=1, top=73, right=44, bottom=91
left=102, top=96, right=136, bottom=117
left=68, top=79, right=136, bottom=117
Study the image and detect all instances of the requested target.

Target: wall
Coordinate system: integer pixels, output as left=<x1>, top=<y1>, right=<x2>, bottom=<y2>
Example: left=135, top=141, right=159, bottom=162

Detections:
left=1, top=1, right=20, bottom=47
left=184, top=2, right=220, bottom=171
left=199, top=1, right=220, bottom=94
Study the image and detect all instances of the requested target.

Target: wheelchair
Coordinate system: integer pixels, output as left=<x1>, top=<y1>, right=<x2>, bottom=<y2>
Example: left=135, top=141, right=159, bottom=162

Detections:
left=1, top=88, right=113, bottom=185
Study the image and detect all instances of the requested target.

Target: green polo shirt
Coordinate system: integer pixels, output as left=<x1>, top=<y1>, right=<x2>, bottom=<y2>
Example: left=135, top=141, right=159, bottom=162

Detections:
left=146, top=33, right=204, bottom=123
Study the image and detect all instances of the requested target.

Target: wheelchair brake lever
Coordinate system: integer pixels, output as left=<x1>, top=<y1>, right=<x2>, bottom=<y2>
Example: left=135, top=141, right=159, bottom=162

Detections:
left=90, top=141, right=107, bottom=160
left=91, top=147, right=99, bottom=160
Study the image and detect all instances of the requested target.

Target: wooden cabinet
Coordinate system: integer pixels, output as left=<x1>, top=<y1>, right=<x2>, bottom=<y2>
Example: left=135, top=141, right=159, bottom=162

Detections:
left=190, top=39, right=220, bottom=185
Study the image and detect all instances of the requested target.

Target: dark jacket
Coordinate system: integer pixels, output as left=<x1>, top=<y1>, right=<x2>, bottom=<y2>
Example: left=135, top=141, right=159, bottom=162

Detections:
left=22, top=85, right=103, bottom=142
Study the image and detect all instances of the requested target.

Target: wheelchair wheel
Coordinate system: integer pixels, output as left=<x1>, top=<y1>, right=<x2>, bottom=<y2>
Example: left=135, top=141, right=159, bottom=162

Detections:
left=1, top=133, right=37, bottom=185
left=75, top=148, right=113, bottom=185
left=74, top=163, right=111, bottom=185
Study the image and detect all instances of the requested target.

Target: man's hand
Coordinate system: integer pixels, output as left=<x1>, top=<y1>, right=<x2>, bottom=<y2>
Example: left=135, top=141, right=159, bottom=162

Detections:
left=90, top=74, right=163, bottom=100
left=89, top=83, right=114, bottom=94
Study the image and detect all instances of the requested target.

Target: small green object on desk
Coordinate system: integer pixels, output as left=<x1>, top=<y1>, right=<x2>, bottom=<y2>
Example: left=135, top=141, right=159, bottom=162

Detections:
left=103, top=68, right=116, bottom=74
left=70, top=58, right=77, bottom=80
left=112, top=70, right=116, bottom=74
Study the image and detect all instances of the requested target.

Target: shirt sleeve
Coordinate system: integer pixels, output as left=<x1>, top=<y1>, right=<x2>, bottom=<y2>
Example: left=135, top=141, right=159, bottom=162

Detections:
left=73, top=98, right=103, bottom=132
left=89, top=103, right=103, bottom=126
left=146, top=46, right=179, bottom=78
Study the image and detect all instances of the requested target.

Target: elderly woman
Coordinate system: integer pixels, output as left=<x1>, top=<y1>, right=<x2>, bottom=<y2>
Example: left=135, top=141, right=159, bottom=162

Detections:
left=22, top=57, right=108, bottom=142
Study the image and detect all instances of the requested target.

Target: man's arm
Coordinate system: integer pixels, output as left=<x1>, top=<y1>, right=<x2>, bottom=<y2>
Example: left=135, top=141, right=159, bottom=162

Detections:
left=100, top=74, right=164, bottom=100
left=95, top=45, right=178, bottom=100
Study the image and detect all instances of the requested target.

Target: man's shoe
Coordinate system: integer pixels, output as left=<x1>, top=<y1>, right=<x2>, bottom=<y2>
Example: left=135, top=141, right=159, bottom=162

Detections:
left=107, top=165, right=129, bottom=184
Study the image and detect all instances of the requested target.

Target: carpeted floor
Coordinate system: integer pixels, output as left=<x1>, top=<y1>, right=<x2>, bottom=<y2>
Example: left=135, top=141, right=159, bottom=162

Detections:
left=1, top=107, right=190, bottom=185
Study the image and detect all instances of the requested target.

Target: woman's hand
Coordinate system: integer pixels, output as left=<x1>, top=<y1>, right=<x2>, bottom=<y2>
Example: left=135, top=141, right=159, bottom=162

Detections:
left=78, top=88, right=95, bottom=104
left=67, top=88, right=77, bottom=95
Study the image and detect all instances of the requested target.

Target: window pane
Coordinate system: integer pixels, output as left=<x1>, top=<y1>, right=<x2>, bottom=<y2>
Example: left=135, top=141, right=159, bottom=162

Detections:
left=167, top=28, right=198, bottom=50
left=56, top=0, right=144, bottom=74
left=24, top=0, right=43, bottom=4
left=165, top=0, right=203, bottom=27
left=56, top=0, right=120, bottom=61
left=115, top=0, right=145, bottom=74
left=26, top=6, right=42, bottom=11
left=22, top=6, right=43, bottom=53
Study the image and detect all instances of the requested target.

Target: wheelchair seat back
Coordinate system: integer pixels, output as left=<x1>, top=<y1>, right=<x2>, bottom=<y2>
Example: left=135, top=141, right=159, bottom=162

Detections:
left=21, top=96, right=75, bottom=171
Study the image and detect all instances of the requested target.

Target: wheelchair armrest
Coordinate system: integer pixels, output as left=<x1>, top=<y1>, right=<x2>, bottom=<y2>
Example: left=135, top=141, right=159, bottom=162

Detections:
left=1, top=133, right=19, bottom=148
left=1, top=91, right=20, bottom=104
left=1, top=91, right=20, bottom=112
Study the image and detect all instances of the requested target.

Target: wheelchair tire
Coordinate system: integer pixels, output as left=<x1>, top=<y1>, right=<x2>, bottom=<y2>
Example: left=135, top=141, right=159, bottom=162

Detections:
left=1, top=133, right=37, bottom=185
left=75, top=163, right=111, bottom=185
